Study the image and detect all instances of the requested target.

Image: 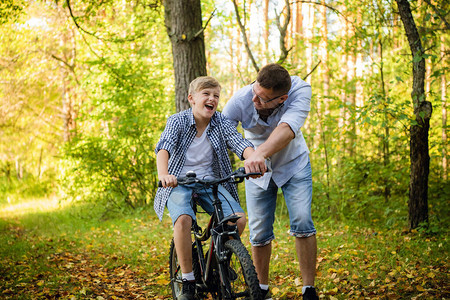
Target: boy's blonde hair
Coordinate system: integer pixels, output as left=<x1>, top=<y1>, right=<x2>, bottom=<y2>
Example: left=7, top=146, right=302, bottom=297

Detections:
left=189, top=76, right=221, bottom=95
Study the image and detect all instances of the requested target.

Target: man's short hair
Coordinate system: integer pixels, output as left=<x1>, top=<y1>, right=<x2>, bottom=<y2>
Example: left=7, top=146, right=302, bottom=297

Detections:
left=189, top=76, right=221, bottom=95
left=256, top=63, right=291, bottom=94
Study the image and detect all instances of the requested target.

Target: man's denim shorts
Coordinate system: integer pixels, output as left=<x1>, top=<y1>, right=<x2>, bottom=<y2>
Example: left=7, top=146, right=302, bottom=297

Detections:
left=166, top=182, right=244, bottom=226
left=245, top=161, right=316, bottom=246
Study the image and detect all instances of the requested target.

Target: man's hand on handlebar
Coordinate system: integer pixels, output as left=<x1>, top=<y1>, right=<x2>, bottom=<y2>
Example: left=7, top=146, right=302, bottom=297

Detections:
left=244, top=153, right=267, bottom=179
left=159, top=174, right=178, bottom=188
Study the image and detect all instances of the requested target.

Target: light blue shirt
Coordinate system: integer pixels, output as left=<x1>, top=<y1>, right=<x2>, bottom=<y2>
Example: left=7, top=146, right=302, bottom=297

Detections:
left=222, top=76, right=311, bottom=187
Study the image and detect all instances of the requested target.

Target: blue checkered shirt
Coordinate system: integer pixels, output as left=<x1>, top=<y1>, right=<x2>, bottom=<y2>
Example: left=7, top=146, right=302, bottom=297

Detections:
left=154, top=109, right=254, bottom=220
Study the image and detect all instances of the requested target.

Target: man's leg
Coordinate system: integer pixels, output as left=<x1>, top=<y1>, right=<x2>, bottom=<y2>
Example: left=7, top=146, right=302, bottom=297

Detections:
left=281, top=161, right=318, bottom=298
left=252, top=242, right=272, bottom=284
left=296, top=235, right=317, bottom=286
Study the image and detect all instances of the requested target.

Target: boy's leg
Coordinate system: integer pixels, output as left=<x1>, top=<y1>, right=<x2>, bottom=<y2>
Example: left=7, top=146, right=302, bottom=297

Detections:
left=198, top=185, right=246, bottom=235
left=234, top=212, right=246, bottom=235
left=166, top=185, right=197, bottom=275
left=173, top=214, right=193, bottom=273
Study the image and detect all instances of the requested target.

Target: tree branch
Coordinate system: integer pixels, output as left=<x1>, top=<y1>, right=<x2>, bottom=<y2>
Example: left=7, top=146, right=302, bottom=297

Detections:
left=231, top=0, right=260, bottom=73
left=422, top=0, right=450, bottom=31
left=65, top=0, right=145, bottom=43
left=302, top=60, right=321, bottom=81
left=275, top=0, right=292, bottom=64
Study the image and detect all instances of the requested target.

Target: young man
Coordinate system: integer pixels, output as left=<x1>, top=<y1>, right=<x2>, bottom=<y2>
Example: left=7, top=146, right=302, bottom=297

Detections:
left=223, top=64, right=319, bottom=300
left=154, top=76, right=262, bottom=300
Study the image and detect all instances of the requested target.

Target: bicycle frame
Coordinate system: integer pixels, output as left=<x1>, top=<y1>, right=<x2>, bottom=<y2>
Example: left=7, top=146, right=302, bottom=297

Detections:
left=192, top=183, right=241, bottom=296
left=167, top=168, right=262, bottom=300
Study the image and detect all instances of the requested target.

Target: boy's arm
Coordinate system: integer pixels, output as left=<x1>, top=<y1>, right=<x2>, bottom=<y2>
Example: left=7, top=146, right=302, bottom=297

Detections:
left=156, top=149, right=177, bottom=188
left=242, top=147, right=255, bottom=160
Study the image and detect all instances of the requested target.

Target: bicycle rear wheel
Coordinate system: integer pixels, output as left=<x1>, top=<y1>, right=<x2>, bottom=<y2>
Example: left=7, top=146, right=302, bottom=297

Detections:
left=222, top=239, right=262, bottom=300
left=169, top=239, right=201, bottom=299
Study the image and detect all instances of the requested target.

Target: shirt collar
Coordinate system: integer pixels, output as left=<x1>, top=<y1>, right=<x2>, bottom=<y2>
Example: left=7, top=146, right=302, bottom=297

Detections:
left=187, top=108, right=218, bottom=128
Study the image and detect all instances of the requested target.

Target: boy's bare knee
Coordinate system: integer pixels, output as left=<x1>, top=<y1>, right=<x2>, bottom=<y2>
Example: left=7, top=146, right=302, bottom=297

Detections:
left=174, top=214, right=192, bottom=228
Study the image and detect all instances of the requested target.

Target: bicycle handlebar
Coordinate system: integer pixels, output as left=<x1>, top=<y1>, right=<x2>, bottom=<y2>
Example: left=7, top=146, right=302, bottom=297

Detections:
left=158, top=167, right=262, bottom=188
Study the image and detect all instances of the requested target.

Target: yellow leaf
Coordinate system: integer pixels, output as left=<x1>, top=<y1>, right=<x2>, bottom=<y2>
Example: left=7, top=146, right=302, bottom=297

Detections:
left=294, top=277, right=302, bottom=286
left=37, top=280, right=44, bottom=286
left=416, top=285, right=425, bottom=292
left=271, top=287, right=280, bottom=295
left=332, top=253, right=341, bottom=259
left=427, top=272, right=435, bottom=278
left=156, top=278, right=170, bottom=285
left=181, top=34, right=186, bottom=40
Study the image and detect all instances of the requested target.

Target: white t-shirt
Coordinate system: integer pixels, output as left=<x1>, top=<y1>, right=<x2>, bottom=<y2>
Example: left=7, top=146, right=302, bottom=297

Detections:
left=180, top=125, right=214, bottom=179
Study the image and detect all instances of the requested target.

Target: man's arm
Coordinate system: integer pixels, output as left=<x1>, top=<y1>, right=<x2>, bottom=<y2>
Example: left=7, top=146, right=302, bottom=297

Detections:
left=244, top=122, right=294, bottom=173
left=156, top=149, right=177, bottom=188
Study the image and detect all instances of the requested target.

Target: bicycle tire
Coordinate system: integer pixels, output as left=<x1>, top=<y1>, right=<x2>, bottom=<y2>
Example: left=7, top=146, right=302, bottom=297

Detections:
left=169, top=239, right=202, bottom=299
left=222, top=239, right=262, bottom=300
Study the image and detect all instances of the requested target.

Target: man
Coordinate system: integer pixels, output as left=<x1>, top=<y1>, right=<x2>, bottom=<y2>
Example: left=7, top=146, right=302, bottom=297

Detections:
left=223, top=63, right=318, bottom=300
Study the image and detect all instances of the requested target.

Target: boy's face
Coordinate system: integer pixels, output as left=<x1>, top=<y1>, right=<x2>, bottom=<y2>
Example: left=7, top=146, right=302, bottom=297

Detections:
left=188, top=87, right=220, bottom=121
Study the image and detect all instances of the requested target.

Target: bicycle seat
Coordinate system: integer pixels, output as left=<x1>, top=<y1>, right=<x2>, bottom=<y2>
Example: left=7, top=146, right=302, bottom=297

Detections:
left=220, top=214, right=241, bottom=225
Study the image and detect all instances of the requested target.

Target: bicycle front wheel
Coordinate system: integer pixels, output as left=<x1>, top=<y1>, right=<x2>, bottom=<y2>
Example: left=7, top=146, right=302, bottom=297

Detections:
left=223, top=239, right=262, bottom=300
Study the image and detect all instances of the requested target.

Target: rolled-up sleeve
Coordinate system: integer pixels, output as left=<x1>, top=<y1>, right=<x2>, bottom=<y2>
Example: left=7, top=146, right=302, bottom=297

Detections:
left=220, top=114, right=254, bottom=160
left=279, top=81, right=311, bottom=137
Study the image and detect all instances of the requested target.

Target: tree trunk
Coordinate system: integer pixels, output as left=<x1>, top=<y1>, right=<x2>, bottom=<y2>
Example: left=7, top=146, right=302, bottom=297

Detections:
left=396, top=0, right=432, bottom=229
left=263, top=0, right=269, bottom=57
left=164, top=0, right=207, bottom=112
left=440, top=36, right=447, bottom=180
left=379, top=39, right=391, bottom=202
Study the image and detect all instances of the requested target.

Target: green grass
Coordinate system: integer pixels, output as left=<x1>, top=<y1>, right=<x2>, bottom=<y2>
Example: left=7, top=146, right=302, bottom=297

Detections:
left=0, top=196, right=448, bottom=299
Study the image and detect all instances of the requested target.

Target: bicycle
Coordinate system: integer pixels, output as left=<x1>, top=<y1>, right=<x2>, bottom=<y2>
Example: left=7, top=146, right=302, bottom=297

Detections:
left=162, top=167, right=262, bottom=299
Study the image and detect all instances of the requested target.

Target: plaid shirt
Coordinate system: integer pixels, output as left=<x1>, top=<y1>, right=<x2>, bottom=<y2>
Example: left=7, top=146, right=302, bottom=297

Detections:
left=154, top=108, right=254, bottom=220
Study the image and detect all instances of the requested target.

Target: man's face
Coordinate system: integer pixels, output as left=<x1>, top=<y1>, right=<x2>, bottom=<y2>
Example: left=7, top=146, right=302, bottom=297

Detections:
left=251, top=82, right=287, bottom=110
left=189, top=87, right=220, bottom=121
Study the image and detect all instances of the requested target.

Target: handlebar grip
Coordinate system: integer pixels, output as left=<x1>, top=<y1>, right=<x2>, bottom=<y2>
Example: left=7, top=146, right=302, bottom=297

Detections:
left=237, top=167, right=245, bottom=173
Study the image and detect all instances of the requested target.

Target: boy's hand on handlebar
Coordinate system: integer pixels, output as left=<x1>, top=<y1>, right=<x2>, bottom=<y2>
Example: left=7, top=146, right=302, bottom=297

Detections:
left=159, top=174, right=178, bottom=188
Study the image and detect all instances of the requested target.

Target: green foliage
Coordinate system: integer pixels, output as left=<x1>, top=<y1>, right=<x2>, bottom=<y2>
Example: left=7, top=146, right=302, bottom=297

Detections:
left=58, top=0, right=173, bottom=210
left=0, top=0, right=26, bottom=25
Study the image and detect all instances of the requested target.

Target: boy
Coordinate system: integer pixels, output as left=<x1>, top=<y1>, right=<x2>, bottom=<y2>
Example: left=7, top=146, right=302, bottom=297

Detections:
left=154, top=76, right=263, bottom=300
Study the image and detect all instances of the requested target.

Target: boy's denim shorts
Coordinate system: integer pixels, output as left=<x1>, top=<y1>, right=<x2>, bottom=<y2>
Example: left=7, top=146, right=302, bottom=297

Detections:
left=245, top=161, right=316, bottom=246
left=166, top=182, right=244, bottom=226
